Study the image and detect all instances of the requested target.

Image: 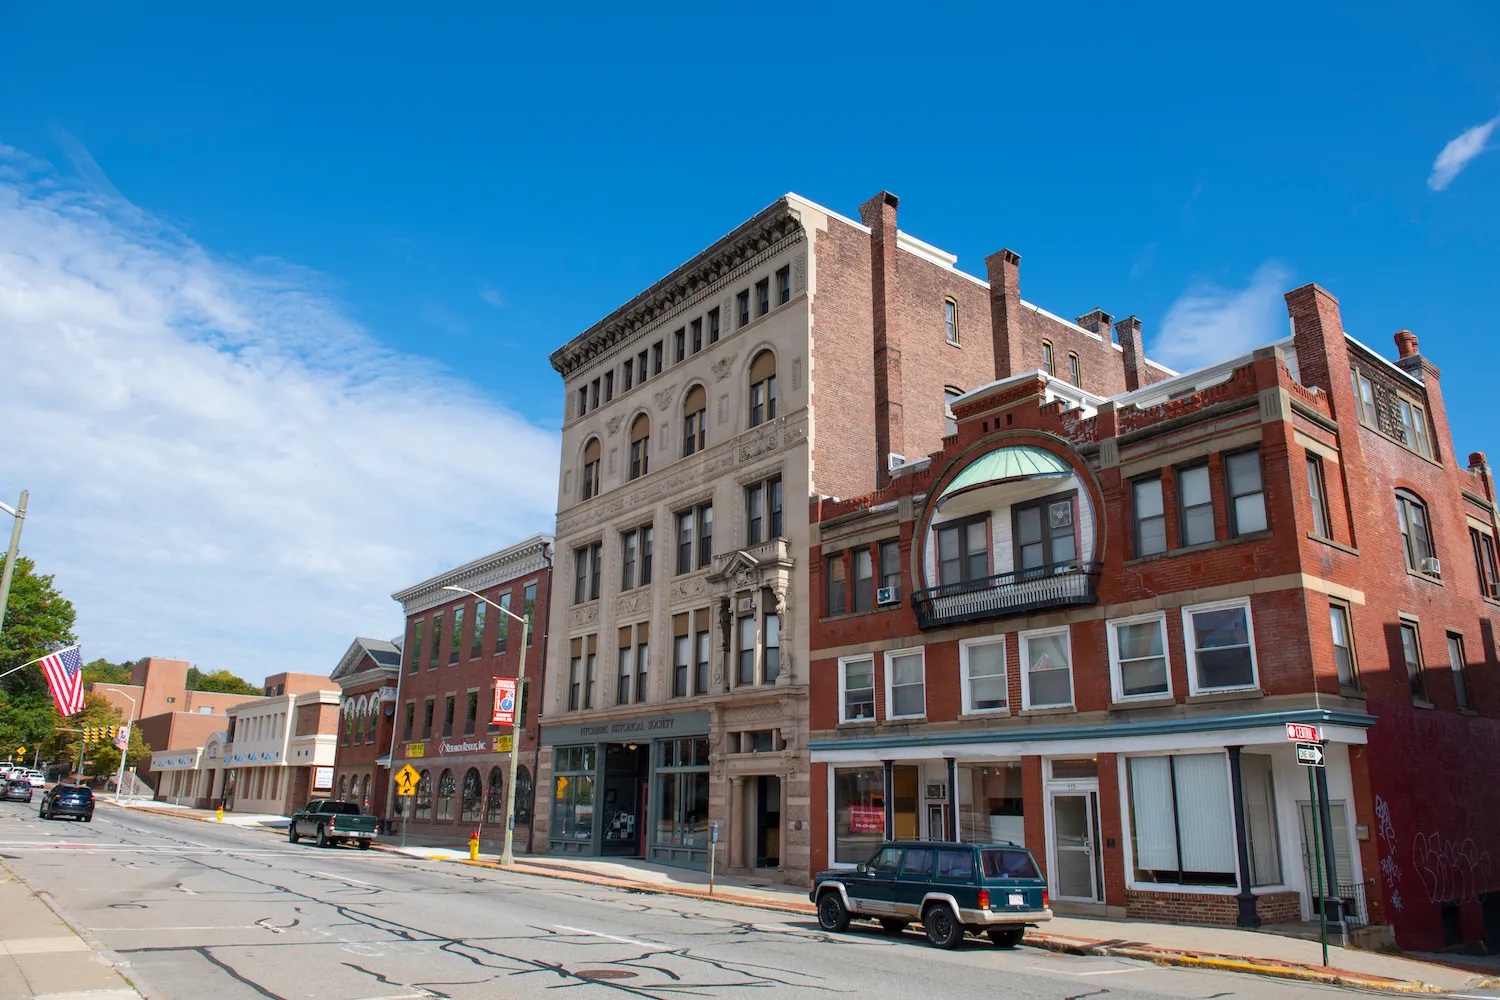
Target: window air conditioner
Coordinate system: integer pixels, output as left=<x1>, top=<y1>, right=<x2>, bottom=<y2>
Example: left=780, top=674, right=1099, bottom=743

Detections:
left=876, top=586, right=900, bottom=606
left=1420, top=557, right=1442, bottom=577
left=925, top=782, right=947, bottom=801
left=737, top=596, right=754, bottom=614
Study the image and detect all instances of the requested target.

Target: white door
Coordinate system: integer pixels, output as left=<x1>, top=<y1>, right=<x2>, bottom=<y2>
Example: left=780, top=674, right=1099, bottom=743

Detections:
left=1050, top=791, right=1102, bottom=901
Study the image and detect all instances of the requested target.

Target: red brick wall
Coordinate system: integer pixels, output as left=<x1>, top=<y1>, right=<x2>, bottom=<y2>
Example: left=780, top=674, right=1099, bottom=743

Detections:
left=1125, top=889, right=1301, bottom=926
left=810, top=221, right=878, bottom=500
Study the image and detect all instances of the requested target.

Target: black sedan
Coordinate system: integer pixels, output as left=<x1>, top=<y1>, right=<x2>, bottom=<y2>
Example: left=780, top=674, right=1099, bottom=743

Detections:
left=1, top=778, right=32, bottom=803
left=40, top=784, right=94, bottom=822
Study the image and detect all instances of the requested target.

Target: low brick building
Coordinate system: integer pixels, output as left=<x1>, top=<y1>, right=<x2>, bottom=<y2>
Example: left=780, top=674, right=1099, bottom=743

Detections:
left=330, top=637, right=402, bottom=816
left=808, top=284, right=1499, bottom=952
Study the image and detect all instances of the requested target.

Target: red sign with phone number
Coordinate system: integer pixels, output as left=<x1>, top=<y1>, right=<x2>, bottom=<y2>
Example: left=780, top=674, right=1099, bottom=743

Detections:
left=848, top=805, right=884, bottom=833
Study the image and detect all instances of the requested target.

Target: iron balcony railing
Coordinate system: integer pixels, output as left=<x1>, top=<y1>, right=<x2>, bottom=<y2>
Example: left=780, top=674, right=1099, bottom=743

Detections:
left=911, top=560, right=1103, bottom=629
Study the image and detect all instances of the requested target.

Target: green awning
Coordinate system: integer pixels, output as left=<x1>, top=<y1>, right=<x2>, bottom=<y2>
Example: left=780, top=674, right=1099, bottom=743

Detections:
left=938, top=445, right=1071, bottom=504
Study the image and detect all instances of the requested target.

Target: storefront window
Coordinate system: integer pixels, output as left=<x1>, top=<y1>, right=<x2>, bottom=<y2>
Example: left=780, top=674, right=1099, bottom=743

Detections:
left=551, top=746, right=597, bottom=841
left=959, top=763, right=1024, bottom=846
left=516, top=766, right=534, bottom=823
left=460, top=768, right=483, bottom=824
left=833, top=767, right=886, bottom=864
left=1127, top=753, right=1236, bottom=886
left=654, top=738, right=710, bottom=848
left=414, top=769, right=432, bottom=820
left=436, top=769, right=456, bottom=821
left=485, top=767, right=504, bottom=825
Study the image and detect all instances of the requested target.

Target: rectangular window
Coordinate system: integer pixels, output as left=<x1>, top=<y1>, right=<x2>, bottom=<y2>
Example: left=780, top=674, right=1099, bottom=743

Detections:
left=638, top=349, right=648, bottom=383
left=464, top=690, right=478, bottom=735
left=1042, top=340, right=1054, bottom=374
left=672, top=614, right=690, bottom=698
left=755, top=277, right=770, bottom=316
left=851, top=547, right=874, bottom=613
left=471, top=601, right=486, bottom=659
left=1178, top=464, right=1215, bottom=546
left=523, top=584, right=536, bottom=644
left=697, top=503, right=713, bottom=567
left=1400, top=620, right=1427, bottom=702
left=944, top=298, right=959, bottom=345
left=590, top=378, right=600, bottom=410
left=494, top=592, right=511, bottom=653
left=960, top=636, right=1007, bottom=714
left=767, top=476, right=782, bottom=539
left=1109, top=613, right=1170, bottom=701
left=640, top=525, right=654, bottom=585
left=622, top=358, right=633, bottom=391
left=403, top=701, right=415, bottom=742
left=1021, top=627, right=1072, bottom=708
left=422, top=697, right=434, bottom=738
left=691, top=317, right=703, bottom=354
left=764, top=611, right=780, bottom=683
left=603, top=370, right=614, bottom=402
left=834, top=766, right=891, bottom=862
left=1330, top=603, right=1358, bottom=689
left=1307, top=454, right=1331, bottom=538
left=636, top=627, right=650, bottom=703
left=430, top=611, right=443, bottom=669
left=676, top=510, right=693, bottom=574
left=576, top=385, right=588, bottom=419
left=737, top=289, right=750, bottom=326
left=886, top=649, right=925, bottom=719
left=584, top=636, right=597, bottom=710
left=746, top=481, right=764, bottom=545
left=737, top=615, right=755, bottom=686
left=825, top=553, right=847, bottom=616
left=409, top=620, right=424, bottom=673
left=449, top=606, right=464, bottom=664
left=621, top=529, right=638, bottom=591
left=443, top=694, right=455, bottom=737
left=694, top=609, right=710, bottom=696
left=1183, top=598, right=1258, bottom=693
left=776, top=265, right=791, bottom=305
left=1448, top=632, right=1470, bottom=710
left=1397, top=398, right=1433, bottom=458
left=708, top=306, right=720, bottom=343
left=652, top=341, right=663, bottom=375
left=1132, top=476, right=1166, bottom=556
left=879, top=539, right=900, bottom=594
left=1471, top=527, right=1499, bottom=599
left=1013, top=494, right=1075, bottom=572
left=674, top=328, right=685, bottom=363
left=1068, top=353, right=1081, bottom=387
left=618, top=629, right=634, bottom=706
left=1128, top=754, right=1237, bottom=887
left=1226, top=449, right=1267, bottom=536
left=573, top=543, right=600, bottom=604
left=936, top=515, right=990, bottom=584
left=840, top=655, right=875, bottom=722
left=1397, top=492, right=1434, bottom=572
left=568, top=642, right=582, bottom=711
left=1355, top=371, right=1376, bottom=427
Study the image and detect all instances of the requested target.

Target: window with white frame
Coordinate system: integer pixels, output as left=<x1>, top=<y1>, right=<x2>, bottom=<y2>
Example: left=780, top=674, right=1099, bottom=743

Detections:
left=1107, top=613, right=1170, bottom=701
left=840, top=656, right=875, bottom=722
left=885, top=649, right=926, bottom=720
left=1127, top=753, right=1237, bottom=887
left=960, top=636, right=1007, bottom=713
left=1182, top=598, right=1258, bottom=693
left=1020, top=626, right=1072, bottom=709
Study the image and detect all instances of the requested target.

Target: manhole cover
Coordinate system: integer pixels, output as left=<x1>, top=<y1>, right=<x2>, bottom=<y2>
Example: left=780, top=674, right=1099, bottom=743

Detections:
left=576, top=970, right=638, bottom=980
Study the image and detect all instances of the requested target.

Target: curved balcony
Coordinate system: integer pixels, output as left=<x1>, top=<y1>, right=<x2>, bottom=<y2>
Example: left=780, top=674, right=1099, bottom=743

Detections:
left=911, top=560, right=1102, bottom=629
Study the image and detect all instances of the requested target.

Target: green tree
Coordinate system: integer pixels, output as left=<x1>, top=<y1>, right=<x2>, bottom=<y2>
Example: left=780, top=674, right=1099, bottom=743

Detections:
left=82, top=658, right=137, bottom=686
left=186, top=668, right=260, bottom=696
left=0, top=688, right=57, bottom=769
left=42, top=691, right=150, bottom=780
left=0, top=556, right=78, bottom=698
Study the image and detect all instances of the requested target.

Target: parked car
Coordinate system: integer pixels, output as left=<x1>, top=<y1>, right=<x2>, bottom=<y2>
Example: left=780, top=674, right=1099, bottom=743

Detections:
left=810, top=841, right=1051, bottom=949
left=39, top=784, right=94, bottom=822
left=288, top=799, right=378, bottom=849
left=2, top=778, right=33, bottom=803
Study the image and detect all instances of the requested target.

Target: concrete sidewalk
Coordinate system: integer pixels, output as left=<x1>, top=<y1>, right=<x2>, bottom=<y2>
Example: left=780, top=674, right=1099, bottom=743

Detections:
left=0, top=860, right=150, bottom=1000
left=119, top=801, right=1497, bottom=995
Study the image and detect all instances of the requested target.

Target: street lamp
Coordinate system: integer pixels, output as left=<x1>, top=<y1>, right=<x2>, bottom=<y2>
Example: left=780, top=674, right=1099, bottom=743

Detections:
left=442, top=585, right=530, bottom=865
left=0, top=490, right=29, bottom=635
left=113, top=690, right=137, bottom=806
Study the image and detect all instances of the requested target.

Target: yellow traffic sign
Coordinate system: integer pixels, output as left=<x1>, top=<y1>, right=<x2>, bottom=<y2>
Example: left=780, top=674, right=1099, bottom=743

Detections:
left=495, top=735, right=514, bottom=754
left=393, top=764, right=420, bottom=797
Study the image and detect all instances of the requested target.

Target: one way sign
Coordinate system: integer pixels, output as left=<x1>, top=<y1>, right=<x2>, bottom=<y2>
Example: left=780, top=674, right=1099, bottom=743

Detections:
left=1296, top=742, right=1325, bottom=767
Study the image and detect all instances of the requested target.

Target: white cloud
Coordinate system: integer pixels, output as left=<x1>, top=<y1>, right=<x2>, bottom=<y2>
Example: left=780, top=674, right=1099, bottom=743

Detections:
left=0, top=149, right=560, bottom=678
left=479, top=284, right=505, bottom=309
left=1428, top=117, right=1499, bottom=192
left=1149, top=262, right=1292, bottom=372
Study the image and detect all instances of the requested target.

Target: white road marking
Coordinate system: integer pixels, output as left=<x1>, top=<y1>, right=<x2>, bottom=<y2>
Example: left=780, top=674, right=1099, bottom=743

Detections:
left=307, top=871, right=378, bottom=886
left=1026, top=963, right=1147, bottom=977
left=553, top=924, right=657, bottom=947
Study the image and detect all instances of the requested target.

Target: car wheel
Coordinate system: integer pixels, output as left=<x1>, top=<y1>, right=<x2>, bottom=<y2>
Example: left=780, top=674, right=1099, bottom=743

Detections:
left=879, top=918, right=908, bottom=935
left=288, top=824, right=300, bottom=844
left=357, top=839, right=371, bottom=851
left=816, top=890, right=851, bottom=933
left=316, top=825, right=330, bottom=848
left=83, top=814, right=92, bottom=823
left=988, top=928, right=1024, bottom=949
left=39, top=807, right=49, bottom=820
left=923, top=903, right=964, bottom=950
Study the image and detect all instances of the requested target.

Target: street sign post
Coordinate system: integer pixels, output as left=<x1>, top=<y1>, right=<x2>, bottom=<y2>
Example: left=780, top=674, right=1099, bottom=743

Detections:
left=393, top=764, right=419, bottom=852
left=1286, top=723, right=1319, bottom=742
left=1296, top=742, right=1326, bottom=768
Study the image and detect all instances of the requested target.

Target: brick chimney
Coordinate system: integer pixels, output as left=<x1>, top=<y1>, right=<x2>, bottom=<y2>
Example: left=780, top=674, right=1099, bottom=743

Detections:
left=1114, top=316, right=1147, bottom=391
left=1395, top=329, right=1419, bottom=359
left=861, top=191, right=904, bottom=484
left=985, top=249, right=1023, bottom=380
left=1076, top=308, right=1113, bottom=338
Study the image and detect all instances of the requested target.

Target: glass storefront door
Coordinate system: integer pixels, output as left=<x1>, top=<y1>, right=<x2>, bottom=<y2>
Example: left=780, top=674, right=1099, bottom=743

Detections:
left=1051, top=791, right=1102, bottom=901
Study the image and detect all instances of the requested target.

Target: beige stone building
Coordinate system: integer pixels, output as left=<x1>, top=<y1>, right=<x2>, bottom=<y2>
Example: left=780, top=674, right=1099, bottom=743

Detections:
left=536, top=190, right=1171, bottom=884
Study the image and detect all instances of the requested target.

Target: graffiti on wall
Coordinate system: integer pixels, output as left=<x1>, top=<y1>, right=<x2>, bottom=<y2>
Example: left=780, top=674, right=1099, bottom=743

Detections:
left=1375, top=795, right=1402, bottom=911
left=1411, top=833, right=1492, bottom=905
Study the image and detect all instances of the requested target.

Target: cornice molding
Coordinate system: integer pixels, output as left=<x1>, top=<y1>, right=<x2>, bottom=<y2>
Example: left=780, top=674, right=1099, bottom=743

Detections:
left=392, top=534, right=555, bottom=616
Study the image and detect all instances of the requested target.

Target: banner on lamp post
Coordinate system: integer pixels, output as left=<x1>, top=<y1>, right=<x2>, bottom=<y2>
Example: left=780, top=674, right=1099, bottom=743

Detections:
left=491, top=678, right=517, bottom=726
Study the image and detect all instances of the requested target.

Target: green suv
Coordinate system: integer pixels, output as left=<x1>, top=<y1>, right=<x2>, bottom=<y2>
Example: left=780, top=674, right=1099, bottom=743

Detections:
left=810, top=841, right=1050, bottom=949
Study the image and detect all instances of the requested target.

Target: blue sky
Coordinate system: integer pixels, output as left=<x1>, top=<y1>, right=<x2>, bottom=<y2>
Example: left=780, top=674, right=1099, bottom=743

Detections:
left=1, top=2, right=1497, bottom=673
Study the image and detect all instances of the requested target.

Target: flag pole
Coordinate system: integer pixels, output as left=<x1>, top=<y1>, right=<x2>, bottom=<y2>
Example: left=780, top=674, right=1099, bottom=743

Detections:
left=0, top=645, right=82, bottom=682
left=0, top=491, right=27, bottom=636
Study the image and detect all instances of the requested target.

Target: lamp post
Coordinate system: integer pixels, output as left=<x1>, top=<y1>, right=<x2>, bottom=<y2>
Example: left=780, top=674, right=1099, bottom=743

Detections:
left=442, top=585, right=529, bottom=866
left=0, top=491, right=28, bottom=635
left=114, top=691, right=137, bottom=805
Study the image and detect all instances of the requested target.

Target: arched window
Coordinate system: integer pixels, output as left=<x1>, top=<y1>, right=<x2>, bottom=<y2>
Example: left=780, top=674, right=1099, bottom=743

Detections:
left=629, top=414, right=651, bottom=480
left=515, top=765, right=534, bottom=823
left=460, top=767, right=483, bottom=823
left=338, top=774, right=348, bottom=800
left=436, top=768, right=456, bottom=821
left=414, top=769, right=433, bottom=820
left=944, top=386, right=963, bottom=437
left=749, top=351, right=777, bottom=427
left=944, top=298, right=960, bottom=346
left=360, top=774, right=372, bottom=813
left=485, top=767, right=505, bottom=824
left=1397, top=490, right=1436, bottom=574
left=1068, top=352, right=1081, bottom=387
left=1042, top=340, right=1055, bottom=375
left=581, top=438, right=602, bottom=500
left=682, top=385, right=707, bottom=456
left=354, top=696, right=366, bottom=744
left=342, top=700, right=355, bottom=746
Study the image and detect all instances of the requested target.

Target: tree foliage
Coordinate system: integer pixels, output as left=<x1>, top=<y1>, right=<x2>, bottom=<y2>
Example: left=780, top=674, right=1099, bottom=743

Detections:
left=0, top=556, right=78, bottom=698
left=82, top=658, right=137, bottom=686
left=186, top=667, right=260, bottom=696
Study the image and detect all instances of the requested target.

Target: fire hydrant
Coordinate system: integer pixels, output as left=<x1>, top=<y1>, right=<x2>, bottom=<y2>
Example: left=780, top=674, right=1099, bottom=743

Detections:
left=468, top=831, right=480, bottom=861
left=216, top=806, right=224, bottom=822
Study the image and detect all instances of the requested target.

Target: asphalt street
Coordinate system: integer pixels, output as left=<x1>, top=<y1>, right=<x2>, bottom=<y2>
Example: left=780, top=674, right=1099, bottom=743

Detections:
left=0, top=797, right=1445, bottom=1000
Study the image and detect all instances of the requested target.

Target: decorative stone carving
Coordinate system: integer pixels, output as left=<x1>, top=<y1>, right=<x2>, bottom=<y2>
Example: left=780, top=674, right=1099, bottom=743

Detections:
left=568, top=604, right=598, bottom=629
left=793, top=253, right=807, bottom=292
left=740, top=426, right=780, bottom=462
left=654, top=383, right=678, bottom=411
left=607, top=447, right=617, bottom=474
left=711, top=353, right=739, bottom=382
left=792, top=356, right=803, bottom=391
left=605, top=415, right=623, bottom=436
left=717, top=394, right=728, bottom=425
left=616, top=591, right=651, bottom=618
left=670, top=577, right=708, bottom=602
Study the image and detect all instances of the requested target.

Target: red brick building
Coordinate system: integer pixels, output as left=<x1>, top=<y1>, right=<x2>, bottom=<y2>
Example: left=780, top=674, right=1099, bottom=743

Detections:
left=330, top=637, right=402, bottom=816
left=808, top=285, right=1499, bottom=952
left=391, top=534, right=553, bottom=851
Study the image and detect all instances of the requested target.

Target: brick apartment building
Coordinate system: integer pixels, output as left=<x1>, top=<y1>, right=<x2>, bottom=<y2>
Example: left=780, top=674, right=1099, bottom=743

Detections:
left=535, top=191, right=1169, bottom=883
left=330, top=637, right=402, bottom=816
left=807, top=281, right=1500, bottom=952
left=390, top=535, right=553, bottom=851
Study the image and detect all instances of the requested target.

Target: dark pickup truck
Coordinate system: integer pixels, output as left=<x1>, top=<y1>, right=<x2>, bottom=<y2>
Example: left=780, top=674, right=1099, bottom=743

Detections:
left=288, top=799, right=378, bottom=849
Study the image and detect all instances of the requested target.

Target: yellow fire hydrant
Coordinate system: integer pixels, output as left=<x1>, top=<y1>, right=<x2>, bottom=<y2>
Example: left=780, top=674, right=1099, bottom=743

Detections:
left=216, top=806, right=224, bottom=822
left=468, top=831, right=480, bottom=861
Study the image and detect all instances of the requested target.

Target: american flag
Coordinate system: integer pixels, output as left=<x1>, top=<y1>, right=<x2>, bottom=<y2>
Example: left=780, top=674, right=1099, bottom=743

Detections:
left=39, top=646, right=84, bottom=717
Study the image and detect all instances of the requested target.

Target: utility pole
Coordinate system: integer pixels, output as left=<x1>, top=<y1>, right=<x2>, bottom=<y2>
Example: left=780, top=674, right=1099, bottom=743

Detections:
left=0, top=491, right=28, bottom=635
